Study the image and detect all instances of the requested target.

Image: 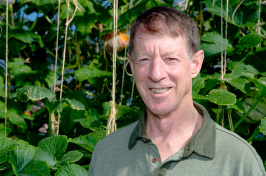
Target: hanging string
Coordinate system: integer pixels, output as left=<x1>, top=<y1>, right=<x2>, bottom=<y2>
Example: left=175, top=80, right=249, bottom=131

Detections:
left=232, top=0, right=244, bottom=23
left=57, top=0, right=83, bottom=135
left=54, top=0, right=61, bottom=92
left=257, top=0, right=262, bottom=36
left=220, top=0, right=224, bottom=80
left=224, top=0, right=228, bottom=76
left=5, top=0, right=9, bottom=138
left=107, top=0, right=118, bottom=135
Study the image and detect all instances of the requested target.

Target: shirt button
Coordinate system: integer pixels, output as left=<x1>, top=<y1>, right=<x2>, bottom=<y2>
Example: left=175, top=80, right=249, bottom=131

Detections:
left=141, top=138, right=147, bottom=143
left=152, top=157, right=158, bottom=163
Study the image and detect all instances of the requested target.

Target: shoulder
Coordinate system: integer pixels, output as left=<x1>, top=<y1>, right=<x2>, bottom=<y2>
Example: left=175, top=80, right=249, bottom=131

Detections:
left=94, top=121, right=137, bottom=152
left=215, top=124, right=265, bottom=172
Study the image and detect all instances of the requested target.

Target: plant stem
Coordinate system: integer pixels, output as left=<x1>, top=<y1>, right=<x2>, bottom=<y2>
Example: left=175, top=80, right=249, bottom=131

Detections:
left=247, top=124, right=260, bottom=143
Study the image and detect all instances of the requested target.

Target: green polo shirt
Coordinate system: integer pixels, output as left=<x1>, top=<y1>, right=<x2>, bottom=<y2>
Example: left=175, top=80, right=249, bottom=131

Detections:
left=88, top=103, right=266, bottom=176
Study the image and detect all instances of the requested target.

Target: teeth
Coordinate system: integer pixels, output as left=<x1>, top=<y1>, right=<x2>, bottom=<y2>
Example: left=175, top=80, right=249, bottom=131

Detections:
left=151, top=88, right=169, bottom=93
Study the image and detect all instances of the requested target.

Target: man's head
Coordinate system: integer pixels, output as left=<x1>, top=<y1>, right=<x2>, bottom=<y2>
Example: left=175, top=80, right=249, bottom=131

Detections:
left=128, top=7, right=204, bottom=117
left=128, top=6, right=200, bottom=59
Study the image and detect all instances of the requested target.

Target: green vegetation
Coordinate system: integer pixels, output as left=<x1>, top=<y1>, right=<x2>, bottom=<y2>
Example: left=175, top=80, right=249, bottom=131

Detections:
left=0, top=0, right=265, bottom=175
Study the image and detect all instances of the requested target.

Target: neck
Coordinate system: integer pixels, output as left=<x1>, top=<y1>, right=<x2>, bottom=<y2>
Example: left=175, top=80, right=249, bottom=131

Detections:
left=145, top=100, right=203, bottom=161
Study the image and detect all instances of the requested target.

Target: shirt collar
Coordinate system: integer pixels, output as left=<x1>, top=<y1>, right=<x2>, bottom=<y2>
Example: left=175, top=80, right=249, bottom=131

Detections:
left=128, top=102, right=216, bottom=159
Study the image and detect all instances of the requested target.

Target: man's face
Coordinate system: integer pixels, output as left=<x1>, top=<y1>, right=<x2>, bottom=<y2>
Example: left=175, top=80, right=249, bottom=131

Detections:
left=129, top=31, right=202, bottom=117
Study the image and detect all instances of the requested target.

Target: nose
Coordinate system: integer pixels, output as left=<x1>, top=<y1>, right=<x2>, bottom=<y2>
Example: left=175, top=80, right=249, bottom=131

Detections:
left=148, top=58, right=166, bottom=82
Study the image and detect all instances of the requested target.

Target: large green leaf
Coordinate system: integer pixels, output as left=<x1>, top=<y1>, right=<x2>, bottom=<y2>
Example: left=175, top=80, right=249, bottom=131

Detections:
left=54, top=163, right=87, bottom=176
left=259, top=117, right=266, bottom=135
left=9, top=86, right=56, bottom=102
left=227, top=61, right=259, bottom=79
left=201, top=32, right=230, bottom=45
left=37, top=135, right=67, bottom=158
left=35, top=135, right=67, bottom=167
left=0, top=137, right=17, bottom=164
left=60, top=151, right=83, bottom=165
left=200, top=32, right=233, bottom=57
left=207, top=89, right=236, bottom=105
left=224, top=75, right=250, bottom=94
left=9, top=27, right=44, bottom=47
left=9, top=140, right=36, bottom=173
left=8, top=111, right=28, bottom=130
left=68, top=131, right=106, bottom=152
left=75, top=65, right=112, bottom=83
left=239, top=33, right=263, bottom=48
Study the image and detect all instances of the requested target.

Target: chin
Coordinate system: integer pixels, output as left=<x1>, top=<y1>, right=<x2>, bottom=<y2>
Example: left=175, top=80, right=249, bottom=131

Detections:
left=147, top=105, right=174, bottom=117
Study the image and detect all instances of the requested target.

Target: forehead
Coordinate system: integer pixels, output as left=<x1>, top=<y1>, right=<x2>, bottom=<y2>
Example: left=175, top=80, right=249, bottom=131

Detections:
left=133, top=28, right=188, bottom=55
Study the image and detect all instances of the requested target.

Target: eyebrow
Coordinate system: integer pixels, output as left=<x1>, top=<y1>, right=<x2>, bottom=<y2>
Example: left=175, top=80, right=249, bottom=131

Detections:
left=161, top=50, right=177, bottom=57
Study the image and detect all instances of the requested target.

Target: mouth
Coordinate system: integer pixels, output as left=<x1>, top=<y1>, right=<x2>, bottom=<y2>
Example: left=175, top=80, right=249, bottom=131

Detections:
left=150, top=88, right=171, bottom=94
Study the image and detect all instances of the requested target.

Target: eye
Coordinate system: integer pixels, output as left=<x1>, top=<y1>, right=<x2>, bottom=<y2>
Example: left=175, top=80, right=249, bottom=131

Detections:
left=166, top=58, right=178, bottom=61
left=137, top=58, right=149, bottom=64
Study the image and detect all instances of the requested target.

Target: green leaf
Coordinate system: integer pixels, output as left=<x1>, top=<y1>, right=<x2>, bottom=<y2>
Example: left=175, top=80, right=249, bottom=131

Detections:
left=259, top=117, right=266, bottom=135
left=0, top=137, right=17, bottom=164
left=9, top=28, right=44, bottom=47
left=61, top=107, right=85, bottom=134
left=74, top=65, right=112, bottom=83
left=200, top=32, right=233, bottom=57
left=60, top=151, right=83, bottom=165
left=254, top=77, right=266, bottom=96
left=207, top=89, right=236, bottom=105
left=8, top=58, right=34, bottom=87
left=224, top=75, right=250, bottom=94
left=44, top=70, right=57, bottom=88
left=62, top=99, right=85, bottom=111
left=78, top=109, right=102, bottom=131
left=115, top=105, right=133, bottom=120
left=36, top=135, right=67, bottom=167
left=74, top=15, right=97, bottom=35
left=9, top=86, right=56, bottom=102
left=239, top=33, right=263, bottom=48
left=201, top=32, right=230, bottom=45
left=8, top=111, right=28, bottom=130
left=68, top=131, right=106, bottom=152
left=9, top=140, right=35, bottom=173
left=22, top=160, right=50, bottom=176
left=192, top=75, right=205, bottom=93
left=227, top=61, right=258, bottom=78
left=54, top=163, right=88, bottom=176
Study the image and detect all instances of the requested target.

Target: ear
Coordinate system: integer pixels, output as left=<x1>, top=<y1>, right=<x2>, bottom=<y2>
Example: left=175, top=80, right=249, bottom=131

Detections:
left=191, top=50, right=204, bottom=78
left=127, top=53, right=135, bottom=75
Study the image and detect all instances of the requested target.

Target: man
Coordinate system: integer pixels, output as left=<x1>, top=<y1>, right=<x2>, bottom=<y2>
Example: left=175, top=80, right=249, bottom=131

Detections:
left=89, top=7, right=265, bottom=176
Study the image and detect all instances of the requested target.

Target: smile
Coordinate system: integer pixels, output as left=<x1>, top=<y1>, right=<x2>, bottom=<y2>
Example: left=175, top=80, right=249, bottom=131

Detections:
left=150, top=88, right=170, bottom=94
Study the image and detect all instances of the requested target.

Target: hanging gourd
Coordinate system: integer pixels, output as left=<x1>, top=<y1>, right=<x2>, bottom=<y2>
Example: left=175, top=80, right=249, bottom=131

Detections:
left=104, top=31, right=129, bottom=54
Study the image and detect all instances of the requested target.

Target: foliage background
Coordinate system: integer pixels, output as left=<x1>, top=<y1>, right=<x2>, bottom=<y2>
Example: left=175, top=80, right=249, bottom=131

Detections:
left=0, top=0, right=266, bottom=175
